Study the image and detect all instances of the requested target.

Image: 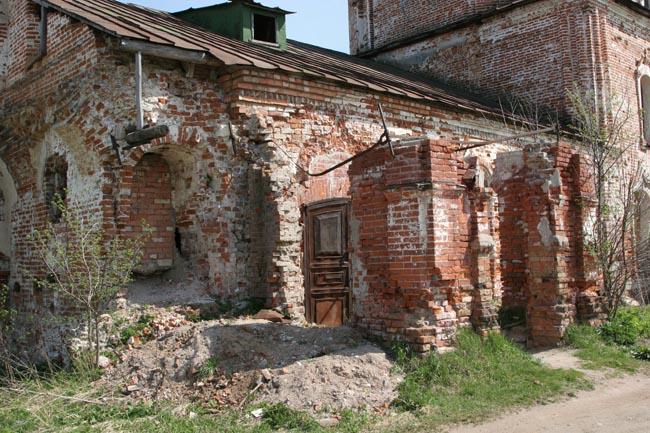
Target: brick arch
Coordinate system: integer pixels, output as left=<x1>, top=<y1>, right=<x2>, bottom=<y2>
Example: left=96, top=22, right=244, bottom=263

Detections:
left=128, top=153, right=175, bottom=274
left=299, top=152, right=352, bottom=205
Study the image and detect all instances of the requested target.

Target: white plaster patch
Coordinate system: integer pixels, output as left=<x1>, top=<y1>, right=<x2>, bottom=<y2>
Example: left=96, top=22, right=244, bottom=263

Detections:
left=494, top=150, right=524, bottom=184
left=418, top=194, right=428, bottom=250
left=537, top=216, right=553, bottom=247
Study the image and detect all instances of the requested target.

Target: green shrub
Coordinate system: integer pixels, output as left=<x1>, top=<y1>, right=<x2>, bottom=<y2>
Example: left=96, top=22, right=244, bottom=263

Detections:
left=631, top=345, right=650, bottom=361
left=598, top=307, right=650, bottom=346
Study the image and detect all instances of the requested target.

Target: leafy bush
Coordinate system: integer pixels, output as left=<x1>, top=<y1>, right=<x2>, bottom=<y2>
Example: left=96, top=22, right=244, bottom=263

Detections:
left=29, top=196, right=148, bottom=366
left=598, top=307, right=650, bottom=346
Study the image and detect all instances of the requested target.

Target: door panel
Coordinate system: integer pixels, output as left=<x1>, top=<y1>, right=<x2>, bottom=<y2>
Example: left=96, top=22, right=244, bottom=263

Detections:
left=304, top=199, right=350, bottom=326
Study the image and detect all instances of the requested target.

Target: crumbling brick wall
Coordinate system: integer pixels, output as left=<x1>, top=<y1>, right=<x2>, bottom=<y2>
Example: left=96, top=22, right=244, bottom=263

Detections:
left=0, top=0, right=616, bottom=359
left=368, top=0, right=597, bottom=113
left=349, top=139, right=474, bottom=351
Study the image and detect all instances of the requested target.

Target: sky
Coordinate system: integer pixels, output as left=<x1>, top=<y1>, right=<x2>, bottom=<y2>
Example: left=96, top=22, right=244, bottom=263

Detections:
left=119, top=1, right=351, bottom=53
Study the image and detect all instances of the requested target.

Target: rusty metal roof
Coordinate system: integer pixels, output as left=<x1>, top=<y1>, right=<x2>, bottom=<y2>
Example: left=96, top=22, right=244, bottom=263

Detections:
left=35, top=0, right=504, bottom=115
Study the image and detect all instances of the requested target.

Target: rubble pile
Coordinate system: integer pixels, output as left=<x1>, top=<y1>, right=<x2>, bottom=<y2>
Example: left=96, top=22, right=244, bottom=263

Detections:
left=99, top=312, right=402, bottom=414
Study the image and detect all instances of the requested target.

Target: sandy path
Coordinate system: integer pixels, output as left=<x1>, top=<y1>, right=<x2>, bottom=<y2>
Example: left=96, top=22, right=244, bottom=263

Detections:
left=448, top=350, right=650, bottom=433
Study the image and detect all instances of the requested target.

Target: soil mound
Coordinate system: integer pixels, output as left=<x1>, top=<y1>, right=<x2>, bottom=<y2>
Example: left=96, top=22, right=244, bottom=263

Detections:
left=100, top=314, right=401, bottom=414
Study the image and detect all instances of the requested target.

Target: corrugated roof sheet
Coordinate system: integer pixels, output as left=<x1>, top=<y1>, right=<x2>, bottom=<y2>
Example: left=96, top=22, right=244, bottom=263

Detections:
left=35, top=0, right=504, bottom=115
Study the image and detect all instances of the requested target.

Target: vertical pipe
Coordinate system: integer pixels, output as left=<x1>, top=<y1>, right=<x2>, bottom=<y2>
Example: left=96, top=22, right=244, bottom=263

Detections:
left=39, top=6, right=48, bottom=56
left=135, top=51, right=143, bottom=130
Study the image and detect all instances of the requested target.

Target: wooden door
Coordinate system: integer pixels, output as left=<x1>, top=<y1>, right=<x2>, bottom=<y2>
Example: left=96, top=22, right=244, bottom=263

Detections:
left=304, top=198, right=351, bottom=326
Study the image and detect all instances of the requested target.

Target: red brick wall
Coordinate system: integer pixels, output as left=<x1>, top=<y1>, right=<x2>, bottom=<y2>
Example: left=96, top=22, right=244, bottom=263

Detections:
left=371, top=0, right=599, bottom=113
left=2, top=4, right=100, bottom=111
left=604, top=1, right=650, bottom=145
left=349, top=138, right=472, bottom=351
left=5, top=0, right=39, bottom=85
left=349, top=0, right=514, bottom=54
left=126, top=153, right=175, bottom=274
left=299, top=153, right=352, bottom=205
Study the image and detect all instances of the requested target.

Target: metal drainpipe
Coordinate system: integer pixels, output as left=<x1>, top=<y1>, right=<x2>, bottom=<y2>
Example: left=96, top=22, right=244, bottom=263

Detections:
left=135, top=51, right=143, bottom=130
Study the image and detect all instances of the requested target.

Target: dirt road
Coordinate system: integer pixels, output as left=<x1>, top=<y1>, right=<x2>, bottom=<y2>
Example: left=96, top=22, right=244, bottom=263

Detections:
left=448, top=354, right=650, bottom=433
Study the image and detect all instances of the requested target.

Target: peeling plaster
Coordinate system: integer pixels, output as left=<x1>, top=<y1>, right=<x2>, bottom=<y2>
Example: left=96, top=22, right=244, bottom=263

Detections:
left=537, top=216, right=553, bottom=247
left=418, top=194, right=429, bottom=250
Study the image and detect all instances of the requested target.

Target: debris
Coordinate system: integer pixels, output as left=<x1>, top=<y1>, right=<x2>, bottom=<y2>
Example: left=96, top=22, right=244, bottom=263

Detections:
left=251, top=408, right=264, bottom=418
left=253, top=309, right=284, bottom=322
left=97, top=355, right=112, bottom=369
left=318, top=417, right=340, bottom=428
left=124, top=384, right=140, bottom=394
left=99, top=313, right=400, bottom=415
left=260, top=369, right=273, bottom=382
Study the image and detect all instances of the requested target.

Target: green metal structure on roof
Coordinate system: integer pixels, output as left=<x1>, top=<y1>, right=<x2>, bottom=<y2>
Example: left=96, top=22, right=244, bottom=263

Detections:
left=174, top=0, right=293, bottom=50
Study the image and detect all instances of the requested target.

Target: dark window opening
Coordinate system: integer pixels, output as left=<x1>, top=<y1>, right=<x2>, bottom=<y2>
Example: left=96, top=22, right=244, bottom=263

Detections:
left=44, top=155, right=68, bottom=223
left=253, top=13, right=277, bottom=44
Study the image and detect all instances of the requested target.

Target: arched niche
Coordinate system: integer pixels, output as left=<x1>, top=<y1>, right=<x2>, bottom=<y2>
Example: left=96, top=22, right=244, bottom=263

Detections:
left=130, top=153, right=175, bottom=275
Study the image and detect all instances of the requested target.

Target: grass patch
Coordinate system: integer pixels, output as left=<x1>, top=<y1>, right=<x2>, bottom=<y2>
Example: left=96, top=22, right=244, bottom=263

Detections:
left=261, top=403, right=321, bottom=431
left=2, top=329, right=597, bottom=433
left=393, top=330, right=588, bottom=427
left=196, top=357, right=220, bottom=379
left=0, top=368, right=371, bottom=433
left=566, top=325, right=642, bottom=371
left=185, top=297, right=267, bottom=323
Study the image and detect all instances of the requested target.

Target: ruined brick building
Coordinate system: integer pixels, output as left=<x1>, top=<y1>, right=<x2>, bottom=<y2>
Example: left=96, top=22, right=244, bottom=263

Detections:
left=0, top=0, right=649, bottom=357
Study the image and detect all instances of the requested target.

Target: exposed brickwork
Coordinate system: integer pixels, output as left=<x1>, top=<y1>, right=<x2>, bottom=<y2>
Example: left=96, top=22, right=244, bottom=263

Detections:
left=349, top=0, right=512, bottom=55
left=128, top=153, right=175, bottom=274
left=1, top=0, right=646, bottom=359
left=0, top=1, right=8, bottom=89
left=356, top=0, right=650, bottom=120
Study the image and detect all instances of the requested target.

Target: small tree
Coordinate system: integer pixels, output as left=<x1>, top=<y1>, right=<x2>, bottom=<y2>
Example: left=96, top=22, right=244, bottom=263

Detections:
left=29, top=196, right=148, bottom=366
left=568, top=87, right=643, bottom=318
